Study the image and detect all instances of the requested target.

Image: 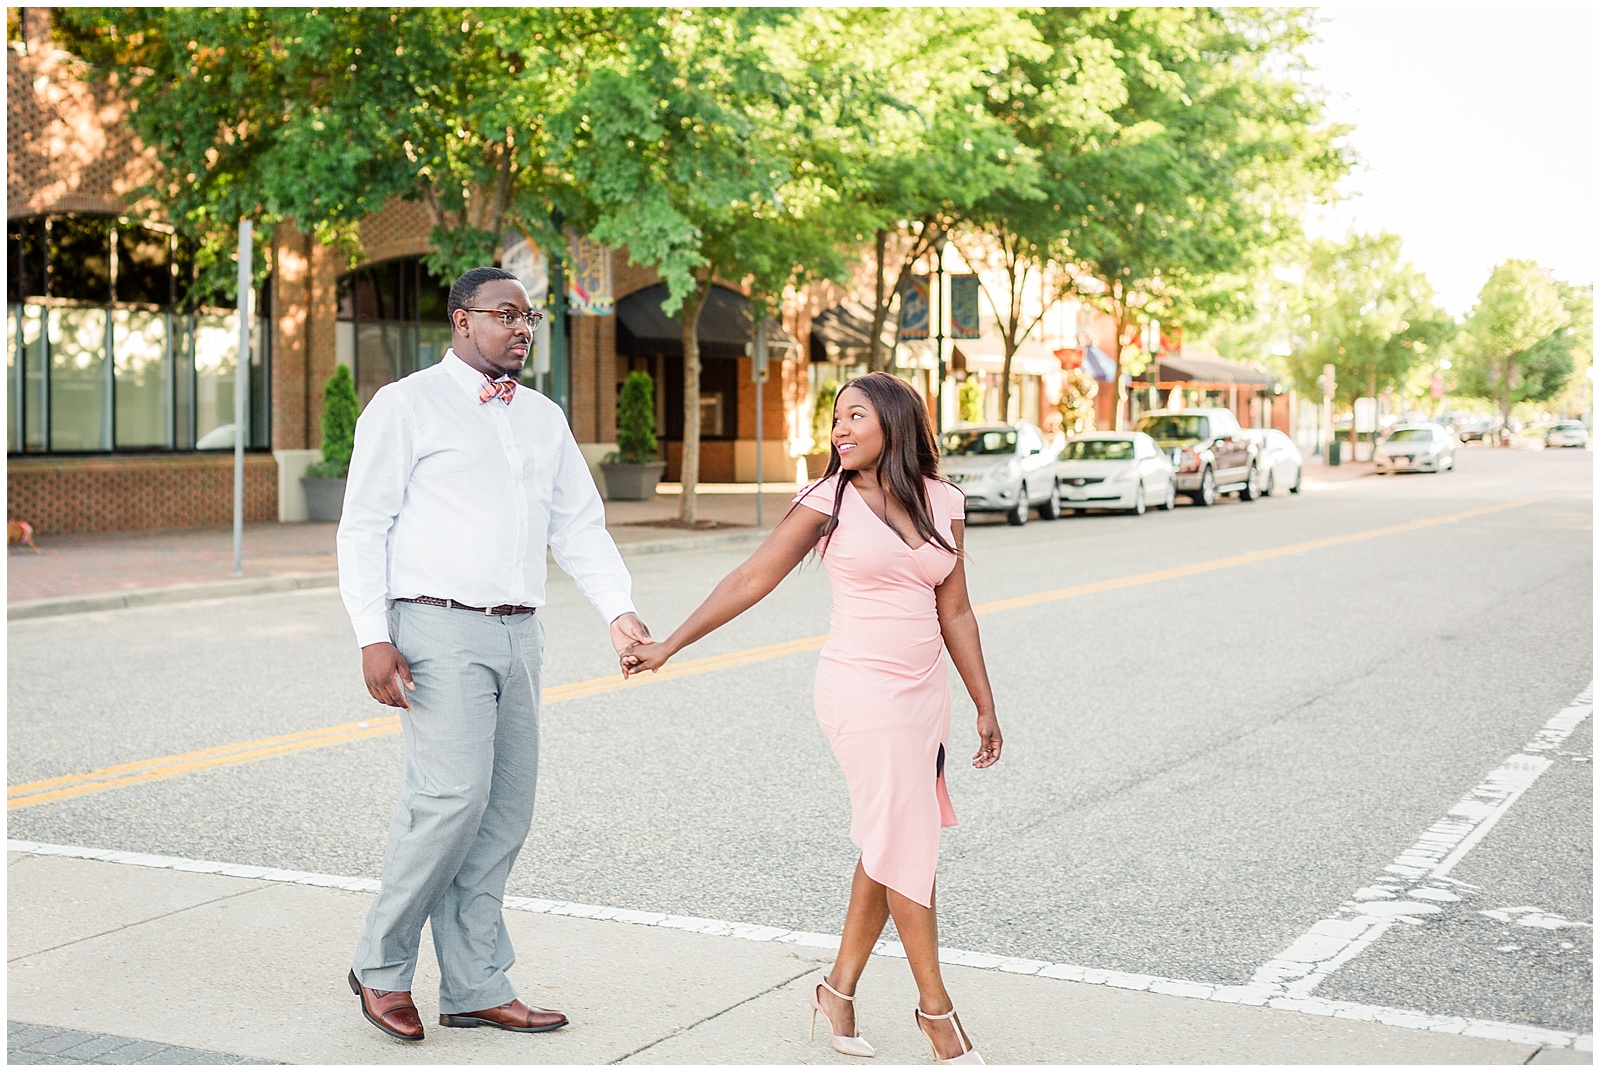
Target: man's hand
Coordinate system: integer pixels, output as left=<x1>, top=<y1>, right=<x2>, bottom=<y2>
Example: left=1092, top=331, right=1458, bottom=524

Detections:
left=609, top=612, right=651, bottom=655
left=362, top=642, right=415, bottom=709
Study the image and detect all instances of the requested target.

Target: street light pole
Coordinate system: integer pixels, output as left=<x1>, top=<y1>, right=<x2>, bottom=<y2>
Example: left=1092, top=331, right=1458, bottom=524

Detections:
left=232, top=219, right=252, bottom=578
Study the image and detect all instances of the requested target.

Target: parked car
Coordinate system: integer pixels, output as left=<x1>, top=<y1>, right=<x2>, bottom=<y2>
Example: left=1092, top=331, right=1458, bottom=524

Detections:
left=1457, top=419, right=1493, bottom=443
left=1545, top=421, right=1590, bottom=448
left=940, top=421, right=1062, bottom=525
left=1375, top=424, right=1456, bottom=473
left=1056, top=432, right=1176, bottom=515
left=1239, top=428, right=1304, bottom=495
left=1133, top=408, right=1261, bottom=506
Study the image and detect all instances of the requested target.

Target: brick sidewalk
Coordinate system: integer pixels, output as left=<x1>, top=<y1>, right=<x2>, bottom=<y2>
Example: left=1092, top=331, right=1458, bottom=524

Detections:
left=6, top=483, right=799, bottom=604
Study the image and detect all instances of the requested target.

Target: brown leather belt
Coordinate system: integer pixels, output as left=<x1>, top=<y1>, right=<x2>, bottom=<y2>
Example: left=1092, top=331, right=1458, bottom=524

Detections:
left=396, top=595, right=537, bottom=616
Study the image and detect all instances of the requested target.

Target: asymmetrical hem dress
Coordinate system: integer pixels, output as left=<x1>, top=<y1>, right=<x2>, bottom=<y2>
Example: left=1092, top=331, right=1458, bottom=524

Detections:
left=793, top=474, right=965, bottom=909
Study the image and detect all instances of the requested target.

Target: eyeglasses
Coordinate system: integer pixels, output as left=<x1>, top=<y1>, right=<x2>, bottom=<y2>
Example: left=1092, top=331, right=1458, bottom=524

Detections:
left=463, top=308, right=546, bottom=330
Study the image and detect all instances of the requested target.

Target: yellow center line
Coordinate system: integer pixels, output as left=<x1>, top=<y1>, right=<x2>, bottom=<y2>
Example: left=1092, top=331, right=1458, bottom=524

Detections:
left=7, top=495, right=1542, bottom=811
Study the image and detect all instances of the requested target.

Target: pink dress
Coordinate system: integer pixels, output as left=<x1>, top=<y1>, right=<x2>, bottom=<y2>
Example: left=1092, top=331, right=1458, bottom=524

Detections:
left=794, top=474, right=965, bottom=908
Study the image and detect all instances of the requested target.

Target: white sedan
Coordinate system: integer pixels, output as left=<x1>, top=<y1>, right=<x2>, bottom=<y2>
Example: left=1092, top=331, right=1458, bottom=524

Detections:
left=1240, top=428, right=1304, bottom=495
left=1545, top=421, right=1590, bottom=449
left=1056, top=432, right=1176, bottom=515
left=1375, top=424, right=1456, bottom=473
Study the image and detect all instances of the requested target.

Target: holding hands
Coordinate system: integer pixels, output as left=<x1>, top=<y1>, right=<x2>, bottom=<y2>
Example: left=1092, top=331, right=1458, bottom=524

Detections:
left=620, top=640, right=672, bottom=678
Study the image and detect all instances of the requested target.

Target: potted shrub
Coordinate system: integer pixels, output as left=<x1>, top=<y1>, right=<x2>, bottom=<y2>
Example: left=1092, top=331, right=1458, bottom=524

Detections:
left=601, top=370, right=665, bottom=500
left=301, top=364, right=359, bottom=522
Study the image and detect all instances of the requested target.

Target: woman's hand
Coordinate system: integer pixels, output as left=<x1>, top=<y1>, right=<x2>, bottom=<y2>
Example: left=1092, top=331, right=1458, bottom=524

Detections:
left=972, top=710, right=1002, bottom=768
left=621, top=641, right=672, bottom=678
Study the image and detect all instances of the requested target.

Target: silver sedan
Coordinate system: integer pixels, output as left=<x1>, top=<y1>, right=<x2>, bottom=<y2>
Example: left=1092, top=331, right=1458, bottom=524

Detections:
left=940, top=421, right=1063, bottom=526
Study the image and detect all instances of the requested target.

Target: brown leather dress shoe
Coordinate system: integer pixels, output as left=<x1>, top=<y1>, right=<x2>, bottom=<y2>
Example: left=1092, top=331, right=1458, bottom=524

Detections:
left=348, top=969, right=425, bottom=1041
left=440, top=998, right=568, bottom=1033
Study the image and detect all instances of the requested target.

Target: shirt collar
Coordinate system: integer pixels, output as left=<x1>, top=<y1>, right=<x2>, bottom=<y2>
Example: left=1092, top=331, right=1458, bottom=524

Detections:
left=442, top=349, right=514, bottom=401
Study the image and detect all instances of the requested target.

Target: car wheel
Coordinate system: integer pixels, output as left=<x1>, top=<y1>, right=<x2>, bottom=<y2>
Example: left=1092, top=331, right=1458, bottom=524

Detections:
left=1192, top=467, right=1216, bottom=506
left=1239, top=465, right=1261, bottom=501
left=1129, top=482, right=1146, bottom=516
left=1039, top=481, right=1062, bottom=521
left=1289, top=466, right=1303, bottom=494
left=1006, top=485, right=1029, bottom=526
left=1160, top=479, right=1177, bottom=510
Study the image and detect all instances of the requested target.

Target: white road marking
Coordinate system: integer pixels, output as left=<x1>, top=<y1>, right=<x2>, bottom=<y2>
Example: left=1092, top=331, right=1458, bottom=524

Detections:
left=1248, top=684, right=1593, bottom=1001
left=1480, top=906, right=1594, bottom=930
left=8, top=837, right=1587, bottom=1051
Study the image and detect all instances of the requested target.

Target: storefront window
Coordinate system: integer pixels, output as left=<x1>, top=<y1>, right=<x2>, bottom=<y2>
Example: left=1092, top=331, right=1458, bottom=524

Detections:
left=5, top=213, right=269, bottom=455
left=49, top=307, right=109, bottom=451
left=337, top=257, right=453, bottom=406
left=113, top=309, right=171, bottom=448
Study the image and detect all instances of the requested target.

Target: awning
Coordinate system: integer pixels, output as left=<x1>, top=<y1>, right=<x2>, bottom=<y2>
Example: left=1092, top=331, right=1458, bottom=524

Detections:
left=615, top=283, right=794, bottom=360
left=1082, top=344, right=1118, bottom=381
left=1150, top=351, right=1277, bottom=388
left=809, top=300, right=893, bottom=363
left=951, top=331, right=1061, bottom=377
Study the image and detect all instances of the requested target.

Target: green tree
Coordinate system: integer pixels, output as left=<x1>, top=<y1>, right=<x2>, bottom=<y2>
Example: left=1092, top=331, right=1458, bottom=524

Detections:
left=1454, top=262, right=1577, bottom=434
left=551, top=9, right=851, bottom=522
left=792, top=9, right=1049, bottom=373
left=1544, top=283, right=1594, bottom=420
left=1283, top=233, right=1453, bottom=452
left=57, top=8, right=627, bottom=294
left=1054, top=9, right=1350, bottom=427
left=957, top=378, right=985, bottom=423
left=952, top=8, right=1123, bottom=416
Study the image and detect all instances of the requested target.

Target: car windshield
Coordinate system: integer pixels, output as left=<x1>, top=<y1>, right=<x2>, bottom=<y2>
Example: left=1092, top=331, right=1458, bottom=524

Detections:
left=1138, top=415, right=1209, bottom=440
left=1386, top=428, right=1434, bottom=442
left=942, top=429, right=1016, bottom=456
left=1064, top=439, right=1135, bottom=461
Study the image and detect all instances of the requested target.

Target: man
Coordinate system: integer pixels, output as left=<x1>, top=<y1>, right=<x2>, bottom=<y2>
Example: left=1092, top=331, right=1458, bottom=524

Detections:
left=337, top=266, right=649, bottom=1042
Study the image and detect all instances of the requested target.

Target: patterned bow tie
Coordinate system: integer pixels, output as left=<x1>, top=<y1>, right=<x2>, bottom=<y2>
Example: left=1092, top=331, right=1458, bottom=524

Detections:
left=478, top=376, right=517, bottom=405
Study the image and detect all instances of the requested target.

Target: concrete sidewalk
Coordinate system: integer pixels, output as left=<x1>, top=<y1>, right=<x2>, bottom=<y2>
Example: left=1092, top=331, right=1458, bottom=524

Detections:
left=6, top=483, right=798, bottom=619
left=7, top=844, right=1587, bottom=1065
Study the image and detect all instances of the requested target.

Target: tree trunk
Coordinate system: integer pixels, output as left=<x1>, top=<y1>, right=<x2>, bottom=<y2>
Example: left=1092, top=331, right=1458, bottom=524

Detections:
left=677, top=276, right=714, bottom=523
left=869, top=228, right=888, bottom=372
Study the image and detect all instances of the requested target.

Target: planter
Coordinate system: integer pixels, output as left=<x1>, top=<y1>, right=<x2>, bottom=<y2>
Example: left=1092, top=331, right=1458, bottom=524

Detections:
left=301, top=477, right=348, bottom=522
left=602, top=461, right=665, bottom=501
left=804, top=453, right=832, bottom=479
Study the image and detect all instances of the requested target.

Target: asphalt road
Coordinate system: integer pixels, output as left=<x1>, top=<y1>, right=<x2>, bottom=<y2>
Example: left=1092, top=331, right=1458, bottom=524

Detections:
left=8, top=445, right=1592, bottom=1035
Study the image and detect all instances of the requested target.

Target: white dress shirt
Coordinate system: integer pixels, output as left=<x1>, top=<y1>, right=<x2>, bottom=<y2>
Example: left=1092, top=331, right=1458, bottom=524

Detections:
left=337, top=350, right=635, bottom=648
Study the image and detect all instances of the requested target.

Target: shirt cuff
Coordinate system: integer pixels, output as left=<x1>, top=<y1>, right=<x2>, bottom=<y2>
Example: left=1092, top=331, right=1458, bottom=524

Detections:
left=353, top=611, right=392, bottom=648
left=597, top=594, right=637, bottom=626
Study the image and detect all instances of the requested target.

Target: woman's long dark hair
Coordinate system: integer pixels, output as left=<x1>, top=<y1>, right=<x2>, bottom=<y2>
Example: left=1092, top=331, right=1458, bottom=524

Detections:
left=796, top=371, right=960, bottom=557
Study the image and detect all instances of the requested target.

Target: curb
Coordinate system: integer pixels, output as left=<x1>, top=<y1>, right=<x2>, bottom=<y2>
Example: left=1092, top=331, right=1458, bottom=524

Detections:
left=6, top=527, right=770, bottom=622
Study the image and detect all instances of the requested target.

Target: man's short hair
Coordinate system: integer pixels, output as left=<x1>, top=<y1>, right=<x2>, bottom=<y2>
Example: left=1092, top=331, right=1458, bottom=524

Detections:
left=447, top=266, right=521, bottom=321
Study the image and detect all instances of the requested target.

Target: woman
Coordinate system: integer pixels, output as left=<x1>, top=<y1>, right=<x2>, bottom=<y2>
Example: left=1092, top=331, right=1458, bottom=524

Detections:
left=621, top=372, right=1002, bottom=1064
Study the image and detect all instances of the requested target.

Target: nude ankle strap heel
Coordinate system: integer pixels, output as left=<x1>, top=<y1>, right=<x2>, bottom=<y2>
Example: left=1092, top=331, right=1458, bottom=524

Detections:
left=915, top=1006, right=984, bottom=1064
left=809, top=977, right=875, bottom=1058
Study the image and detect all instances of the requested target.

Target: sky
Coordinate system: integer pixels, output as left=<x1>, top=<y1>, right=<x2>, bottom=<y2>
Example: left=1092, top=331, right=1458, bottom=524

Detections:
left=1300, top=6, right=1594, bottom=316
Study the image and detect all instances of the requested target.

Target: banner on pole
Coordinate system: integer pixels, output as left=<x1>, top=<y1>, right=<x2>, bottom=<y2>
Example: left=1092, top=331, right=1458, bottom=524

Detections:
left=565, top=229, right=613, bottom=316
left=949, top=274, right=981, bottom=339
left=502, top=233, right=549, bottom=308
left=898, top=276, right=930, bottom=340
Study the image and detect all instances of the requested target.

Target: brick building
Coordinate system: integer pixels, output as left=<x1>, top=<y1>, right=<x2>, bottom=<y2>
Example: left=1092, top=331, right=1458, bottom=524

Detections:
left=6, top=9, right=813, bottom=534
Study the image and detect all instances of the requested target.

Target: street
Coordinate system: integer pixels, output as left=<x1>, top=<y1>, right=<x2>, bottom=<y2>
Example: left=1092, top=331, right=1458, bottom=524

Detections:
left=7, top=446, right=1592, bottom=1045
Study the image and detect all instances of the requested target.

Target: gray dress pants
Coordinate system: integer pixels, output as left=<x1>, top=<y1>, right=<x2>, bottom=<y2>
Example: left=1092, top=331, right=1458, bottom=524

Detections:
left=352, top=600, right=544, bottom=1014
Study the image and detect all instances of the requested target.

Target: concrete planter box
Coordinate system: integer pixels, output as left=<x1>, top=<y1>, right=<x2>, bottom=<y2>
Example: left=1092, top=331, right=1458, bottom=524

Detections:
left=601, top=462, right=665, bottom=501
left=804, top=453, right=833, bottom=479
left=300, top=477, right=347, bottom=522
